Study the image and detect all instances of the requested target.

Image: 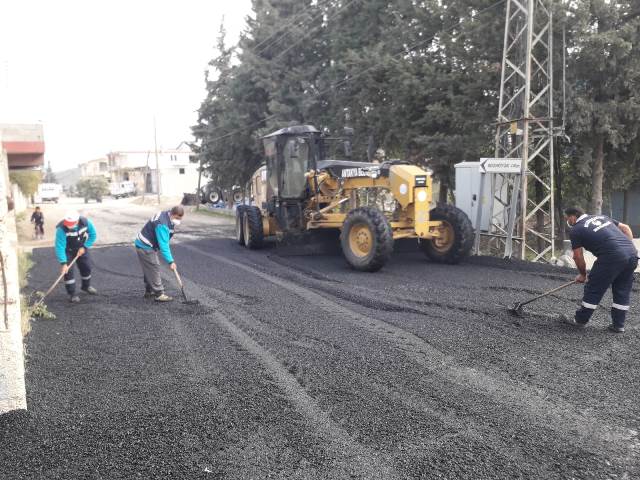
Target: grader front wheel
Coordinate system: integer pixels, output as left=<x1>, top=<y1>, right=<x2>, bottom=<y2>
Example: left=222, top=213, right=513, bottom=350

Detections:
left=420, top=204, right=473, bottom=264
left=341, top=207, right=393, bottom=272
left=235, top=205, right=247, bottom=245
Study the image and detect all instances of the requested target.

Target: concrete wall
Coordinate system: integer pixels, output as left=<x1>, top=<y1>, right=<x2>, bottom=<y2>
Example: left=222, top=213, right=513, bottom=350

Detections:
left=0, top=144, right=27, bottom=413
left=11, top=184, right=28, bottom=214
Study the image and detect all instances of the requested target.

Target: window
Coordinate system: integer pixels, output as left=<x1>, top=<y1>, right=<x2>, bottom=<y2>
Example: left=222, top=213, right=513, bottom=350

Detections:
left=179, top=168, right=185, bottom=174
left=281, top=137, right=309, bottom=198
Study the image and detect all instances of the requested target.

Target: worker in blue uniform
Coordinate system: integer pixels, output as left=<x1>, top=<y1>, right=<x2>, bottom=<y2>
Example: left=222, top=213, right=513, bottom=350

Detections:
left=134, top=205, right=184, bottom=302
left=55, top=211, right=98, bottom=303
left=563, top=206, right=638, bottom=333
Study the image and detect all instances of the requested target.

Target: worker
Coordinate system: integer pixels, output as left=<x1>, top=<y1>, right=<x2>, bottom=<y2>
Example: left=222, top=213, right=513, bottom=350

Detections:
left=562, top=206, right=638, bottom=333
left=55, top=211, right=98, bottom=303
left=31, top=206, right=44, bottom=239
left=134, top=205, right=184, bottom=302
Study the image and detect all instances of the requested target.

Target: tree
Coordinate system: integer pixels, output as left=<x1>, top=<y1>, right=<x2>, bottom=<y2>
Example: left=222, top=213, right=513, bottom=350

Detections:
left=565, top=0, right=640, bottom=214
left=9, top=170, right=42, bottom=197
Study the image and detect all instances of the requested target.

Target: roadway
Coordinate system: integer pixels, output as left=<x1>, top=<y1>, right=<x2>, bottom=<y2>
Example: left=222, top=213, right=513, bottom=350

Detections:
left=1, top=199, right=639, bottom=479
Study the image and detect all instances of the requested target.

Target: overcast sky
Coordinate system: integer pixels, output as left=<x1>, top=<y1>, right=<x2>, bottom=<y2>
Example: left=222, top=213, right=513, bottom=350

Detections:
left=0, top=0, right=252, bottom=171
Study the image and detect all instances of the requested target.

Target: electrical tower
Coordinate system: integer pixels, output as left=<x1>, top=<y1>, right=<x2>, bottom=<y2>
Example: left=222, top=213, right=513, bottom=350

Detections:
left=485, top=0, right=556, bottom=261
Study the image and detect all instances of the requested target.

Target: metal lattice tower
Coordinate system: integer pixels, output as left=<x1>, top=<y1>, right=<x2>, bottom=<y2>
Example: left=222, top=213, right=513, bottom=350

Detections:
left=488, top=0, right=555, bottom=261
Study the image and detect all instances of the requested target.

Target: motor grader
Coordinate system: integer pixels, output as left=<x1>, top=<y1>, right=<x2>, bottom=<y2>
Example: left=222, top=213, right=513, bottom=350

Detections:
left=236, top=125, right=473, bottom=271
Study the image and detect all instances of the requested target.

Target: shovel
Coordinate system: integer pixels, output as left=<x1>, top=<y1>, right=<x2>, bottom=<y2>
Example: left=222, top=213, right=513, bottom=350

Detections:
left=33, top=253, right=81, bottom=309
left=172, top=267, right=199, bottom=305
left=508, top=280, right=577, bottom=316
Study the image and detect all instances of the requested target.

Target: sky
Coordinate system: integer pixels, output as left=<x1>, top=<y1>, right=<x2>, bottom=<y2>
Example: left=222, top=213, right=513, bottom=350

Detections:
left=0, top=0, right=252, bottom=171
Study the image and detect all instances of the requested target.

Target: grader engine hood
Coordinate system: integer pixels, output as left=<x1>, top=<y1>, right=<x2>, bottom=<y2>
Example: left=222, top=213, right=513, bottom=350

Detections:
left=389, top=165, right=434, bottom=238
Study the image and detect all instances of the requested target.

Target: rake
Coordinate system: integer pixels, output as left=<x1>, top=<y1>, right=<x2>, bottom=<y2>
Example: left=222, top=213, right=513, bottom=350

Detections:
left=508, top=280, right=578, bottom=317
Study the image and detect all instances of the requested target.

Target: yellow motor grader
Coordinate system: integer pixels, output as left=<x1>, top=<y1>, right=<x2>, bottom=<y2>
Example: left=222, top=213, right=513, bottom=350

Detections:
left=236, top=125, right=473, bottom=271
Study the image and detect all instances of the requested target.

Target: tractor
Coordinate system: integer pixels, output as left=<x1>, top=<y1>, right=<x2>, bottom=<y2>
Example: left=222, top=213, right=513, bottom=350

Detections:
left=236, top=125, right=473, bottom=271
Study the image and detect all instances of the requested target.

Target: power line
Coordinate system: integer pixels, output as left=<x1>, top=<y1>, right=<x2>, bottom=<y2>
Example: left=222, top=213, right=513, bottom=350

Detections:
left=203, top=0, right=508, bottom=145
left=271, top=0, right=361, bottom=62
left=252, top=0, right=333, bottom=58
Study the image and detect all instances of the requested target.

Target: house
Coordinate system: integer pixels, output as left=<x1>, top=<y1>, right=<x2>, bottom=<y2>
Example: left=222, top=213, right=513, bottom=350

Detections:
left=106, top=144, right=198, bottom=197
left=0, top=123, right=45, bottom=171
left=79, top=158, right=110, bottom=178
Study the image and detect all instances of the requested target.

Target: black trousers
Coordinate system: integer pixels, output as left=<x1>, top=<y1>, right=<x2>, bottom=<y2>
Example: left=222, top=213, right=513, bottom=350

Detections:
left=64, top=250, right=92, bottom=295
left=575, top=256, right=638, bottom=327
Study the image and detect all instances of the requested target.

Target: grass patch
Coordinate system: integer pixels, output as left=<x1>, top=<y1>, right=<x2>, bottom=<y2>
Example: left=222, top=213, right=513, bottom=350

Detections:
left=15, top=211, right=26, bottom=223
left=18, top=251, right=34, bottom=335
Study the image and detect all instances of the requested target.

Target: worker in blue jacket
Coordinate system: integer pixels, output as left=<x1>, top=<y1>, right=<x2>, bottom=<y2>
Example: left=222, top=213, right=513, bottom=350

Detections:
left=563, top=206, right=638, bottom=333
left=55, top=211, right=98, bottom=303
left=134, top=206, right=184, bottom=302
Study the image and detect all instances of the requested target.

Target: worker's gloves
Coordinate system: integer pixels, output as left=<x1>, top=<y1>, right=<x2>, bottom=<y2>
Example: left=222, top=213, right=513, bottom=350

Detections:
left=575, top=273, right=587, bottom=284
left=60, top=264, right=69, bottom=275
left=169, top=262, right=177, bottom=271
left=77, top=247, right=86, bottom=257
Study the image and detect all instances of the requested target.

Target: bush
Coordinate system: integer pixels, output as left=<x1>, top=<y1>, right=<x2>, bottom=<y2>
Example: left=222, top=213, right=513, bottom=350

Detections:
left=77, top=176, right=109, bottom=201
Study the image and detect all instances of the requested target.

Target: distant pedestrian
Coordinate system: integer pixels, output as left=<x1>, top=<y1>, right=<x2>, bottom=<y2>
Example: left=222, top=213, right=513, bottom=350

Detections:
left=31, top=206, right=44, bottom=239
left=55, top=211, right=98, bottom=303
left=134, top=206, right=184, bottom=302
left=562, top=206, right=638, bottom=333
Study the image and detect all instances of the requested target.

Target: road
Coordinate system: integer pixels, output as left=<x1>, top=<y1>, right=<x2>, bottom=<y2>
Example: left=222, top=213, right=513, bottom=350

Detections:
left=2, top=200, right=640, bottom=479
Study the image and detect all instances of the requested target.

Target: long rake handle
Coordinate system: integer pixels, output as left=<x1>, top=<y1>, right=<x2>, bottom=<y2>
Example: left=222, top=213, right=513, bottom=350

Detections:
left=518, top=280, right=577, bottom=307
left=34, top=253, right=80, bottom=307
left=172, top=267, right=188, bottom=302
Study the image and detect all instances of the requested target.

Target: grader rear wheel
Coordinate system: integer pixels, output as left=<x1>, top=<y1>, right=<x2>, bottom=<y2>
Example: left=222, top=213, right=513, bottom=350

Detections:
left=420, top=204, right=473, bottom=264
left=341, top=207, right=393, bottom=272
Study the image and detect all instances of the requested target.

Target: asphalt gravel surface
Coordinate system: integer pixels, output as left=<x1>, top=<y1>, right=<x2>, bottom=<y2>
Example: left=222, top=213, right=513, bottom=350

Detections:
left=2, top=212, right=640, bottom=479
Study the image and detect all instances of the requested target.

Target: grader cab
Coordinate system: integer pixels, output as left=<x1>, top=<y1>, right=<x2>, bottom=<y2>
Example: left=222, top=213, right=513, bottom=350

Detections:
left=236, top=125, right=473, bottom=271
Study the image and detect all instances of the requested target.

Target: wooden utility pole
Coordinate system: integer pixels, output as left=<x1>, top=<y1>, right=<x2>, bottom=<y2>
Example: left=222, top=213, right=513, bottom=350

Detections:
left=195, top=153, right=203, bottom=211
left=154, top=117, right=161, bottom=204
left=141, top=150, right=150, bottom=205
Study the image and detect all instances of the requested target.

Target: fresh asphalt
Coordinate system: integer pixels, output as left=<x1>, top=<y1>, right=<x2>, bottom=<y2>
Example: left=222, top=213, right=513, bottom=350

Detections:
left=1, top=212, right=639, bottom=479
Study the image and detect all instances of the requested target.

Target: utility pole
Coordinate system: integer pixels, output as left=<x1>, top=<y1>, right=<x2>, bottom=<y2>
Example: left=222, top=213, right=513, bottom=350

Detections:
left=154, top=116, right=161, bottom=204
left=195, top=152, right=203, bottom=212
left=141, top=150, right=150, bottom=205
left=480, top=0, right=556, bottom=262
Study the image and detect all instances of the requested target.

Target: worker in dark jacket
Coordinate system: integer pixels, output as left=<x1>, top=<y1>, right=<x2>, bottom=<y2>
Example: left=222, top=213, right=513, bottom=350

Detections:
left=562, top=206, right=638, bottom=333
left=55, top=211, right=98, bottom=303
left=134, top=206, right=184, bottom=302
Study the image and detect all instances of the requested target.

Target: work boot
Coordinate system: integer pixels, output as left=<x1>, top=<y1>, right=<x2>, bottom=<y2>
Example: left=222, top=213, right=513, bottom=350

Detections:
left=607, top=324, right=625, bottom=334
left=82, top=286, right=98, bottom=295
left=154, top=293, right=173, bottom=302
left=69, top=295, right=80, bottom=303
left=144, top=291, right=155, bottom=299
left=558, top=314, right=585, bottom=328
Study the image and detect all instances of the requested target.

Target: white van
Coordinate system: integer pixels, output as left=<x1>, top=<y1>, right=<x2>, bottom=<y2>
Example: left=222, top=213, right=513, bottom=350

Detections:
left=109, top=181, right=136, bottom=199
left=36, top=183, right=62, bottom=203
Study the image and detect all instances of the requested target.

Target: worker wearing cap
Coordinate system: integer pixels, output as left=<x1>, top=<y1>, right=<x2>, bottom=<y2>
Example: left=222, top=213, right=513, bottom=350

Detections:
left=134, top=205, right=184, bottom=302
left=55, top=211, right=98, bottom=302
left=563, top=206, right=638, bottom=333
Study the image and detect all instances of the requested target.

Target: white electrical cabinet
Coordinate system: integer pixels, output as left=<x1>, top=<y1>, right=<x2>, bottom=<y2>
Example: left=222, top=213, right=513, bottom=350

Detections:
left=454, top=161, right=491, bottom=231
